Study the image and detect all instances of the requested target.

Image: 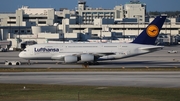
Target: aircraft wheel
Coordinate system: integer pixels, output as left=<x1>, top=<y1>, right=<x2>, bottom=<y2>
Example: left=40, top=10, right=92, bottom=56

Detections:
left=8, top=62, right=12, bottom=65
left=16, top=62, right=20, bottom=65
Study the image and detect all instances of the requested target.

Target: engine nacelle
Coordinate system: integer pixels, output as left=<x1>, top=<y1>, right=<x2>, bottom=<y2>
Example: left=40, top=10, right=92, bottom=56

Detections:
left=81, top=54, right=94, bottom=62
left=64, top=55, right=77, bottom=63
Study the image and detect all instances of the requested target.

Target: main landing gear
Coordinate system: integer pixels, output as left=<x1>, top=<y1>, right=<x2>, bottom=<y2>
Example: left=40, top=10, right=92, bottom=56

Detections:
left=82, top=61, right=100, bottom=68
left=82, top=62, right=89, bottom=68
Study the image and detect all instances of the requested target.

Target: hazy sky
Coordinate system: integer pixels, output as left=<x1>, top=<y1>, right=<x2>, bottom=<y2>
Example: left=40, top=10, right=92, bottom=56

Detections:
left=0, top=0, right=180, bottom=12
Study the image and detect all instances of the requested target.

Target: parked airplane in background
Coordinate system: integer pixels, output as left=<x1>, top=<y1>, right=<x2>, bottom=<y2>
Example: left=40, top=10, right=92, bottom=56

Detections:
left=19, top=15, right=167, bottom=65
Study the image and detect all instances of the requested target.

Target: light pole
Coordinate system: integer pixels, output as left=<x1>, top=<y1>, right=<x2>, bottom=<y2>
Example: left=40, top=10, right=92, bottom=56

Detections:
left=79, top=15, right=81, bottom=41
left=170, top=18, right=172, bottom=45
left=137, top=15, right=140, bottom=35
left=10, top=18, right=11, bottom=34
left=16, top=16, right=20, bottom=49
left=165, top=20, right=169, bottom=45
left=123, top=22, right=125, bottom=39
left=18, top=16, right=20, bottom=39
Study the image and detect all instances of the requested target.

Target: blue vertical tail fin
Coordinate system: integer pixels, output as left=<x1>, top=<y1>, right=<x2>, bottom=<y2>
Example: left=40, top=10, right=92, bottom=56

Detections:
left=132, top=15, right=167, bottom=45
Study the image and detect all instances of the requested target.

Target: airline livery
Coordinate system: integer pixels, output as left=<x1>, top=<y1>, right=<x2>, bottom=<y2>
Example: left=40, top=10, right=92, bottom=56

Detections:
left=19, top=15, right=167, bottom=65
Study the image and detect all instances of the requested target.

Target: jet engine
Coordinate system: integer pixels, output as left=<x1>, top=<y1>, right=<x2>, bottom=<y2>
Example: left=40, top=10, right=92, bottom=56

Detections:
left=64, top=55, right=77, bottom=63
left=80, top=54, right=94, bottom=62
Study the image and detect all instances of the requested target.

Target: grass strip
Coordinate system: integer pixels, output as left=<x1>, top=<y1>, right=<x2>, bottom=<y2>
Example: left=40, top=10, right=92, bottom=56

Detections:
left=0, top=84, right=180, bottom=101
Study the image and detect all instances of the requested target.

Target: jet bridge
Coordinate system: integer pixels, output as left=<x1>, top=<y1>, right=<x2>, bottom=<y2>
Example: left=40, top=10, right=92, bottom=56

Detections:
left=20, top=41, right=37, bottom=50
left=0, top=41, right=11, bottom=52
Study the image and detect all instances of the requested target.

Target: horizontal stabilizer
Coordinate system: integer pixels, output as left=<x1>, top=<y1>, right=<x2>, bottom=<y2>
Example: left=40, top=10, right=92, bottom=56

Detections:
left=139, top=46, right=164, bottom=51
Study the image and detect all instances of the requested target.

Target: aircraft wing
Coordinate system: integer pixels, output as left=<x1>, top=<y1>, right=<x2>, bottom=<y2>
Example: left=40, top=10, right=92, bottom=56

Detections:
left=51, top=52, right=116, bottom=60
left=91, top=52, right=116, bottom=56
left=72, top=52, right=116, bottom=58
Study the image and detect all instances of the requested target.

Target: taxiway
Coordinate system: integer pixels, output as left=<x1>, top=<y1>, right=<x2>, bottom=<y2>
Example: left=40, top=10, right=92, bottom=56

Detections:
left=0, top=72, right=180, bottom=88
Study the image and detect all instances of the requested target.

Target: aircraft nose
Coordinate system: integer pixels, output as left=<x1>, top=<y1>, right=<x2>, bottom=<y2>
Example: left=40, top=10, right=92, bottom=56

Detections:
left=18, top=52, right=23, bottom=58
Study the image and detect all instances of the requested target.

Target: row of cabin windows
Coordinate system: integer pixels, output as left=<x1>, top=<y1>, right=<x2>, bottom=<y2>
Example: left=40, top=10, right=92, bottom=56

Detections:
left=104, top=46, right=118, bottom=47
left=66, top=46, right=123, bottom=48
left=67, top=46, right=98, bottom=48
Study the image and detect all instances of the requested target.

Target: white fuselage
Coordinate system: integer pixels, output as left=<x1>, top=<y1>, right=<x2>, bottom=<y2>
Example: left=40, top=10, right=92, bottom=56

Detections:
left=19, top=42, right=163, bottom=62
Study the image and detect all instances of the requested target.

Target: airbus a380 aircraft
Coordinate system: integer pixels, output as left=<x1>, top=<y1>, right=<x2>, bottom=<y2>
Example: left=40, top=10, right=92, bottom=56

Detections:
left=19, top=15, right=167, bottom=65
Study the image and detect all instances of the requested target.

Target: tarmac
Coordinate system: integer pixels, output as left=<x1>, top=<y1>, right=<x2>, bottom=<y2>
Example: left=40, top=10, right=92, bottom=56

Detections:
left=0, top=72, right=180, bottom=88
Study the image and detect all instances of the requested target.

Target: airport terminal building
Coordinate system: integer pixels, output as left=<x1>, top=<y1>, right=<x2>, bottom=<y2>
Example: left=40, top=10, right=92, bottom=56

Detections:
left=0, top=0, right=180, bottom=48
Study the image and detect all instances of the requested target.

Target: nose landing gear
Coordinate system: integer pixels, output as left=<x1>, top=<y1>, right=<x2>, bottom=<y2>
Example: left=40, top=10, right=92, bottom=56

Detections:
left=28, top=60, right=31, bottom=65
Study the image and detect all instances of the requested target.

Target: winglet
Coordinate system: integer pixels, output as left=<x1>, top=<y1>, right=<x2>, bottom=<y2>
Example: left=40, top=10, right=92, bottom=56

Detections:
left=132, top=15, right=167, bottom=45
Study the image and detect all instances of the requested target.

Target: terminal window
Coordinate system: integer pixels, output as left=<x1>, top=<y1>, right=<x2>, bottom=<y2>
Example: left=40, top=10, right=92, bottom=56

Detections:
left=27, top=30, right=31, bottom=33
left=21, top=30, right=25, bottom=33
left=14, top=30, right=18, bottom=33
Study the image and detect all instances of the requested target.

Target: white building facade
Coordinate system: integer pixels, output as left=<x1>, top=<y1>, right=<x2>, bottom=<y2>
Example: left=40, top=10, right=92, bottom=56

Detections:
left=0, top=0, right=180, bottom=48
